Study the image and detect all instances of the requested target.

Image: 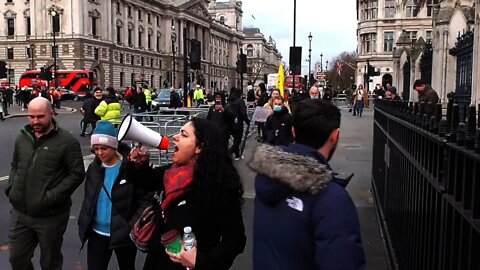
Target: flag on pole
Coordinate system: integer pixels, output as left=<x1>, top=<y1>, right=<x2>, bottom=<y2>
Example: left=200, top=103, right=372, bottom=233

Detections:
left=276, top=63, right=285, bottom=98
left=337, top=61, right=343, bottom=76
left=252, top=14, right=256, bottom=20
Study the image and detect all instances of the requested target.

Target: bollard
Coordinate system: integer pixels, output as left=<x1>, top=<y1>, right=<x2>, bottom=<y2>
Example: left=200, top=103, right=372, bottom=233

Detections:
left=449, top=104, right=459, bottom=143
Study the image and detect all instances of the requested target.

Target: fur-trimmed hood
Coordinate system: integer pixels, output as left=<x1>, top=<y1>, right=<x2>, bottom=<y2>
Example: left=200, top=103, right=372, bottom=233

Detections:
left=248, top=144, right=333, bottom=204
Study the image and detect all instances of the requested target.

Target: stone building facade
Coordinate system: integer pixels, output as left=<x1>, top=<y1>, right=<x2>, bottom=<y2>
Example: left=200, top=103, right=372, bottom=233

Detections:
left=242, top=27, right=282, bottom=86
left=0, top=0, right=246, bottom=91
left=356, top=0, right=435, bottom=94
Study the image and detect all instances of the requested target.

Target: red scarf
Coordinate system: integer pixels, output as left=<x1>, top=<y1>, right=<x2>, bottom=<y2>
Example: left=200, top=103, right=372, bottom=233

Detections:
left=162, top=164, right=194, bottom=212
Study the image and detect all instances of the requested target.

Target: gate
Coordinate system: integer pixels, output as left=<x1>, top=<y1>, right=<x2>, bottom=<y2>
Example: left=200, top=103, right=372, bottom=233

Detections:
left=402, top=57, right=411, bottom=101
left=372, top=99, right=480, bottom=270
left=449, top=29, right=474, bottom=122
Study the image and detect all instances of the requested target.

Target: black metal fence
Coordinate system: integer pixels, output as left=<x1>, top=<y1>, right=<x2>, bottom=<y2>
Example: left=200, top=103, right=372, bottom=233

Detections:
left=372, top=99, right=480, bottom=270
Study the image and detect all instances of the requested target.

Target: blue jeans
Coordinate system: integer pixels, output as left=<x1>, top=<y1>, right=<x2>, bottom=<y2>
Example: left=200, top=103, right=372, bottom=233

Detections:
left=355, top=100, right=364, bottom=117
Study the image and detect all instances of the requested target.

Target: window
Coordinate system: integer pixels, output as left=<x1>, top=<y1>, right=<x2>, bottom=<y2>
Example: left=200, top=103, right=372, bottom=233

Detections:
left=384, top=31, right=394, bottom=52
left=120, top=72, right=124, bottom=86
left=362, top=1, right=378, bottom=20
left=116, top=26, right=122, bottom=44
left=405, top=0, right=419, bottom=18
left=138, top=31, right=143, bottom=47
left=150, top=75, right=154, bottom=88
left=147, top=13, right=151, bottom=24
left=127, top=6, right=132, bottom=17
left=7, top=48, right=14, bottom=59
left=157, top=35, right=161, bottom=51
left=157, top=16, right=160, bottom=27
left=219, top=16, right=225, bottom=25
left=141, top=57, right=144, bottom=66
left=94, top=48, right=99, bottom=60
left=426, top=30, right=432, bottom=43
left=26, top=47, right=32, bottom=58
left=7, top=18, right=14, bottom=36
left=148, top=34, right=151, bottom=49
left=7, top=0, right=13, bottom=3
left=130, top=55, right=134, bottom=65
left=246, top=44, right=253, bottom=57
left=128, top=29, right=132, bottom=46
left=91, top=17, right=97, bottom=36
left=119, top=53, right=124, bottom=64
left=361, top=33, right=376, bottom=53
left=405, top=31, right=417, bottom=44
left=150, top=58, right=154, bottom=68
left=427, top=0, right=438, bottom=17
left=131, top=73, right=135, bottom=85
left=116, top=2, right=121, bottom=14
left=52, top=15, right=60, bottom=33
left=384, top=0, right=395, bottom=19
left=26, top=17, right=31, bottom=36
left=138, top=10, right=142, bottom=21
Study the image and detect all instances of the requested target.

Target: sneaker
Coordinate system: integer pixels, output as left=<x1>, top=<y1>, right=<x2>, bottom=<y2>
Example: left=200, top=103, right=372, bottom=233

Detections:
left=79, top=133, right=85, bottom=137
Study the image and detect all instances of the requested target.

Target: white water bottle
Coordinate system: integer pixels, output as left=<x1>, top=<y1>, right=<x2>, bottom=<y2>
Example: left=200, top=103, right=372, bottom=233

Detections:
left=183, top=226, right=196, bottom=251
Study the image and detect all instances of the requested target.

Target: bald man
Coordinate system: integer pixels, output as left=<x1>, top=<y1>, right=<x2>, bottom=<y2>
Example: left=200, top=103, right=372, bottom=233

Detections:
left=6, top=97, right=85, bottom=270
left=309, top=86, right=320, bottom=99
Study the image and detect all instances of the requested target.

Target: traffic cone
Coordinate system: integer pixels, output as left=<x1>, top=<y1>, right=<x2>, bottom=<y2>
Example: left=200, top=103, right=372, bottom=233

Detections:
left=187, top=95, right=191, bottom=108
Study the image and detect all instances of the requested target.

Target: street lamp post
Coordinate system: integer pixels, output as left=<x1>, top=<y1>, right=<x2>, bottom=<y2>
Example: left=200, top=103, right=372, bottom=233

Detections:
left=320, top=53, right=323, bottom=73
left=171, top=24, right=177, bottom=88
left=50, top=9, right=58, bottom=88
left=325, top=60, right=329, bottom=86
left=308, top=32, right=312, bottom=87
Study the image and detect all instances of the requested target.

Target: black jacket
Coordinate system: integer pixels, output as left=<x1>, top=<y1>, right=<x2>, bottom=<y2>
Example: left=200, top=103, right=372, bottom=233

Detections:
left=169, top=91, right=182, bottom=108
left=225, top=97, right=249, bottom=132
left=133, top=91, right=148, bottom=112
left=127, top=164, right=246, bottom=270
left=264, top=107, right=294, bottom=146
left=81, top=96, right=102, bottom=123
left=78, top=149, right=151, bottom=249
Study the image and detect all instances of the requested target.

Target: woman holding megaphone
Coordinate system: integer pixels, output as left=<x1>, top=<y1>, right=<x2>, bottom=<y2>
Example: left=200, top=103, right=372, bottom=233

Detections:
left=127, top=118, right=246, bottom=270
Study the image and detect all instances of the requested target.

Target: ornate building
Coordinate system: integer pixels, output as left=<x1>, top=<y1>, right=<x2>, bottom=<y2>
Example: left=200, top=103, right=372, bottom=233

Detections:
left=356, top=0, right=436, bottom=96
left=0, top=0, right=244, bottom=91
left=242, top=27, right=282, bottom=86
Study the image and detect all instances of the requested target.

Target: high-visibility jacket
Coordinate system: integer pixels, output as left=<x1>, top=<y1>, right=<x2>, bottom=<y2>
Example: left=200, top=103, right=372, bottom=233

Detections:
left=193, top=89, right=204, bottom=101
left=144, top=88, right=152, bottom=104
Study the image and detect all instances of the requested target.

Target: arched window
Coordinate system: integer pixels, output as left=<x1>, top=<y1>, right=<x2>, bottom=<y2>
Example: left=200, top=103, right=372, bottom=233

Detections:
left=219, top=16, right=225, bottom=25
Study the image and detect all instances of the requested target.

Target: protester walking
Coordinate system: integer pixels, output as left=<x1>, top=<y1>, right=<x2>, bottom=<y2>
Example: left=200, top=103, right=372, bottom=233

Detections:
left=249, top=99, right=365, bottom=270
left=95, top=87, right=122, bottom=127
left=206, top=92, right=229, bottom=147
left=263, top=96, right=293, bottom=146
left=226, top=88, right=250, bottom=160
left=78, top=120, right=150, bottom=270
left=353, top=84, right=365, bottom=117
left=127, top=117, right=246, bottom=270
left=6, top=97, right=85, bottom=270
left=80, top=87, right=103, bottom=136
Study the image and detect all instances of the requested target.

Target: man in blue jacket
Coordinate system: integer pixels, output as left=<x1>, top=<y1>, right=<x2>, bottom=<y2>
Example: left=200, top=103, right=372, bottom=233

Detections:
left=249, top=98, right=365, bottom=270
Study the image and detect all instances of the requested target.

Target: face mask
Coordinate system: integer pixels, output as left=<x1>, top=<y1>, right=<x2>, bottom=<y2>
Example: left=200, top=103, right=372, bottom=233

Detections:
left=273, top=105, right=282, bottom=112
left=310, top=95, right=319, bottom=99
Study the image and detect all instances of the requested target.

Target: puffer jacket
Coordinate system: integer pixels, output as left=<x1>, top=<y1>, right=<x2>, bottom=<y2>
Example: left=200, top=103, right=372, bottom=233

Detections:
left=7, top=121, right=85, bottom=217
left=249, top=144, right=365, bottom=270
left=95, top=95, right=121, bottom=125
left=78, top=150, right=151, bottom=249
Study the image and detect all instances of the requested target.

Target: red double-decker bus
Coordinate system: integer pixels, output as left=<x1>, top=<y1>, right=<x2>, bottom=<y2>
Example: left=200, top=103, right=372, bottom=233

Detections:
left=284, top=75, right=303, bottom=90
left=19, top=70, right=96, bottom=93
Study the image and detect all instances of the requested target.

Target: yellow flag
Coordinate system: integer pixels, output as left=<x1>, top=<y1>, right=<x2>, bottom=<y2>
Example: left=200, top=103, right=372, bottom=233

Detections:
left=276, top=63, right=285, bottom=98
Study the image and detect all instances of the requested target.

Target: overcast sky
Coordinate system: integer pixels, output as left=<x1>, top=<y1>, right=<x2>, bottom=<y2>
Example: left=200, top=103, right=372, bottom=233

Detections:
left=240, top=0, right=357, bottom=72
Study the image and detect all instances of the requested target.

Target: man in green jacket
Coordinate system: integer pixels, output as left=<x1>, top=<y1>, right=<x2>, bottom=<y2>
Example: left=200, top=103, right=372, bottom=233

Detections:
left=6, top=97, right=85, bottom=270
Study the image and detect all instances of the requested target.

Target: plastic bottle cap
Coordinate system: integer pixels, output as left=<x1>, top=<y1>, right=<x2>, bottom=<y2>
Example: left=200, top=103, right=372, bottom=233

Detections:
left=184, top=226, right=192, bottom=234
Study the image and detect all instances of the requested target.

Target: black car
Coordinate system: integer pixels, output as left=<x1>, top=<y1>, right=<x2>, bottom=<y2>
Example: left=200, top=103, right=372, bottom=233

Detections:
left=151, top=88, right=183, bottom=110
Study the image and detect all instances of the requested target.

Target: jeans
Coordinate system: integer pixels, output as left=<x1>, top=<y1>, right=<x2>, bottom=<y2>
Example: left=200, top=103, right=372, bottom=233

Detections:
left=87, top=231, right=137, bottom=270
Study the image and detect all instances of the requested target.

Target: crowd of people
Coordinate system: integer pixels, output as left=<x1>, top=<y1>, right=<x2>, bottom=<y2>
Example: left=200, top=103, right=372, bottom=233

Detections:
left=5, top=77, right=442, bottom=270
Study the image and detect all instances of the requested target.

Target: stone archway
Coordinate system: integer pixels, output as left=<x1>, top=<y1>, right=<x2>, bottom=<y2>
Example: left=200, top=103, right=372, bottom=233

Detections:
left=89, top=64, right=105, bottom=89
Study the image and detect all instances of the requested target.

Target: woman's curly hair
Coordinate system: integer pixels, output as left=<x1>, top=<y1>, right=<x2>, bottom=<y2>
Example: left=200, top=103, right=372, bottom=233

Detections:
left=190, top=118, right=244, bottom=209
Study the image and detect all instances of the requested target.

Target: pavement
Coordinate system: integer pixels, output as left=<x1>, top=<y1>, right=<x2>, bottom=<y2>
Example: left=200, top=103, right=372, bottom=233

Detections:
left=0, top=102, right=388, bottom=269
left=2, top=101, right=76, bottom=118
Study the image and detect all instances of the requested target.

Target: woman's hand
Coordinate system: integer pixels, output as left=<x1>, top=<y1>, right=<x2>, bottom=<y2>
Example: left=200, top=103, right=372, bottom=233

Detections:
left=128, top=144, right=150, bottom=165
left=166, top=242, right=197, bottom=268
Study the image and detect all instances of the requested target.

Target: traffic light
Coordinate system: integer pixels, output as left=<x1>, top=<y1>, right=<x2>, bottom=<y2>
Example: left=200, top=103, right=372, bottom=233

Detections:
left=236, top=53, right=247, bottom=74
left=367, top=59, right=380, bottom=76
left=0, top=61, right=7, bottom=78
left=190, top=40, right=201, bottom=70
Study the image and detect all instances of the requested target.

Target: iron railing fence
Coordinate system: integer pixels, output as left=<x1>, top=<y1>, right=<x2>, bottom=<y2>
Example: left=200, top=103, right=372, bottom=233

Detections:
left=372, top=98, right=480, bottom=270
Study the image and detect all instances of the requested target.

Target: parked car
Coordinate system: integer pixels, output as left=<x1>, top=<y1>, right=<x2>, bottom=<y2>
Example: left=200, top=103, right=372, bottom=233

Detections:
left=151, top=88, right=184, bottom=110
left=59, top=88, right=87, bottom=101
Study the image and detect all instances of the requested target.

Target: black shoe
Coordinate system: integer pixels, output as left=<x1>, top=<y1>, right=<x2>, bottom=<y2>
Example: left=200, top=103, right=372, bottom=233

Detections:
left=80, top=133, right=85, bottom=137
